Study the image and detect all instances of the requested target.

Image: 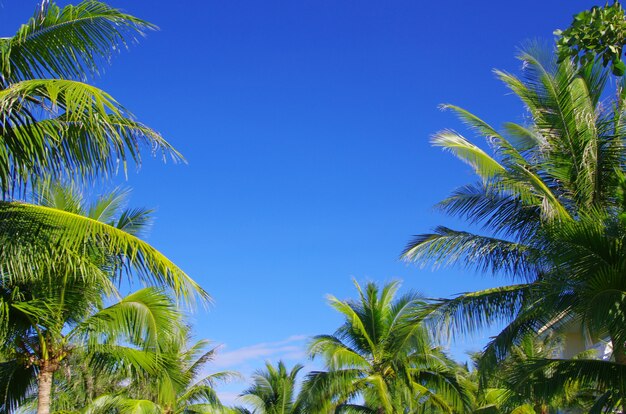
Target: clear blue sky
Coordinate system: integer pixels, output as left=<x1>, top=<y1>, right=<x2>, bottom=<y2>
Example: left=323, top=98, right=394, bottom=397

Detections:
left=1, top=0, right=601, bottom=403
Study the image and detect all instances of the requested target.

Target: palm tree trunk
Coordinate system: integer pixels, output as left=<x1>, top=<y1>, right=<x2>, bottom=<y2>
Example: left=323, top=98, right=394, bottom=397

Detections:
left=37, top=362, right=56, bottom=414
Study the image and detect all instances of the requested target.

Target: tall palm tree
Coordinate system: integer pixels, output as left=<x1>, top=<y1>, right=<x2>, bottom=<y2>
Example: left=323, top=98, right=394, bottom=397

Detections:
left=119, top=326, right=237, bottom=414
left=238, top=361, right=303, bottom=414
left=0, top=4, right=205, bottom=412
left=400, top=47, right=626, bottom=410
left=0, top=184, right=208, bottom=414
left=0, top=2, right=195, bottom=307
left=0, top=285, right=182, bottom=414
left=468, top=334, right=596, bottom=414
left=301, top=281, right=470, bottom=414
left=48, top=325, right=237, bottom=414
left=0, top=0, right=182, bottom=193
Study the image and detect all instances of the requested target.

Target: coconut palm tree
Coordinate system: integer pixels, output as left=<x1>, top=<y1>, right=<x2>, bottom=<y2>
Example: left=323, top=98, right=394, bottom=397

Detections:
left=238, top=361, right=303, bottom=414
left=301, top=281, right=470, bottom=414
left=117, top=327, right=237, bottom=414
left=0, top=285, right=183, bottom=414
left=48, top=325, right=237, bottom=414
left=467, top=333, right=597, bottom=414
left=0, top=4, right=205, bottom=412
left=0, top=2, right=195, bottom=306
left=0, top=184, right=208, bottom=414
left=400, top=47, right=626, bottom=410
left=36, top=348, right=131, bottom=411
left=0, top=0, right=182, bottom=193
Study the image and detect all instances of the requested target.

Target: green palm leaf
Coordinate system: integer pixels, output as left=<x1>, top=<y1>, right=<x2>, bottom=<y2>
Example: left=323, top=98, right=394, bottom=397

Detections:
left=0, top=79, right=182, bottom=191
left=1, top=1, right=156, bottom=83
left=0, top=201, right=208, bottom=302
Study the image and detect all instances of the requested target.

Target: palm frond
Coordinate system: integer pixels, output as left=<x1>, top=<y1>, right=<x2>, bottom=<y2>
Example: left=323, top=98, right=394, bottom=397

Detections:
left=70, top=287, right=181, bottom=350
left=0, top=359, right=36, bottom=414
left=0, top=79, right=183, bottom=191
left=0, top=201, right=209, bottom=303
left=309, top=335, right=369, bottom=370
left=401, top=226, right=539, bottom=280
left=2, top=1, right=156, bottom=83
left=427, top=284, right=532, bottom=342
left=431, top=130, right=505, bottom=180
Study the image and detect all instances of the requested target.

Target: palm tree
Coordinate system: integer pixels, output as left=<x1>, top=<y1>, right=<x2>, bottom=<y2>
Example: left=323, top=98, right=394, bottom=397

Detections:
left=400, top=48, right=626, bottom=410
left=467, top=334, right=596, bottom=414
left=48, top=325, right=237, bottom=414
left=0, top=3, right=206, bottom=412
left=0, top=1, right=200, bottom=300
left=0, top=285, right=182, bottom=414
left=0, top=184, right=208, bottom=414
left=39, top=347, right=131, bottom=411
left=119, top=326, right=237, bottom=414
left=0, top=0, right=182, bottom=193
left=301, top=280, right=470, bottom=413
left=238, top=361, right=303, bottom=414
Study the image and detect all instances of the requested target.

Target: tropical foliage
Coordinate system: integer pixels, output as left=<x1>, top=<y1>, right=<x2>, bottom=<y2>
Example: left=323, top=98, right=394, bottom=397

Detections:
left=467, top=334, right=597, bottom=414
left=0, top=2, right=214, bottom=413
left=45, top=324, right=236, bottom=414
left=302, top=281, right=471, bottom=413
left=0, top=0, right=182, bottom=193
left=0, top=184, right=209, bottom=414
left=556, top=1, right=626, bottom=75
left=401, top=45, right=626, bottom=411
left=5, top=0, right=626, bottom=413
left=237, top=361, right=303, bottom=414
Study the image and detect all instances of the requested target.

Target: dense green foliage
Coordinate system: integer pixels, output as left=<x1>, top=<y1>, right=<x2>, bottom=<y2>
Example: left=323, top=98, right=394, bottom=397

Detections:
left=556, top=1, right=626, bottom=75
left=302, top=281, right=471, bottom=413
left=0, top=0, right=182, bottom=193
left=0, top=185, right=208, bottom=414
left=0, top=2, right=205, bottom=413
left=401, top=45, right=626, bottom=412
left=4, top=0, right=626, bottom=413
left=238, top=361, right=303, bottom=414
left=48, top=325, right=236, bottom=414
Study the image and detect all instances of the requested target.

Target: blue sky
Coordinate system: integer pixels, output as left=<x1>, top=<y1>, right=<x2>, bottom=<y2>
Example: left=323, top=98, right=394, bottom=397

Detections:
left=1, top=0, right=601, bottom=404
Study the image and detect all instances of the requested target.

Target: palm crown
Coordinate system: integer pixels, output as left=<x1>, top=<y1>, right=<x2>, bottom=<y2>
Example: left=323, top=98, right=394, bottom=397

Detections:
left=0, top=184, right=204, bottom=414
left=238, top=361, right=303, bottom=414
left=401, top=47, right=626, bottom=410
left=302, top=280, right=470, bottom=413
left=0, top=0, right=182, bottom=193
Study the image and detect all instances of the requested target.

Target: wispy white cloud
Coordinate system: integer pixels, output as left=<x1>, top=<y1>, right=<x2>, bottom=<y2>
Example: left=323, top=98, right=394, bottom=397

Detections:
left=213, top=334, right=308, bottom=369
left=210, top=335, right=322, bottom=408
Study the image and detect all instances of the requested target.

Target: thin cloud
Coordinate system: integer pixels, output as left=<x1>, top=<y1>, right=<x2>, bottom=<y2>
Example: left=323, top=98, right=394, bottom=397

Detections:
left=213, top=334, right=309, bottom=369
left=211, top=335, right=317, bottom=407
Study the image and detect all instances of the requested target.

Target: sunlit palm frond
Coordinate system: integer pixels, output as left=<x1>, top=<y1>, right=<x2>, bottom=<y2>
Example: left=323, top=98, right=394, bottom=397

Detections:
left=1, top=1, right=156, bottom=83
left=308, top=335, right=369, bottom=370
left=402, top=226, right=539, bottom=280
left=70, top=287, right=182, bottom=350
left=0, top=201, right=209, bottom=303
left=431, top=130, right=505, bottom=180
left=0, top=79, right=182, bottom=191
left=435, top=182, right=542, bottom=239
left=439, top=104, right=529, bottom=168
